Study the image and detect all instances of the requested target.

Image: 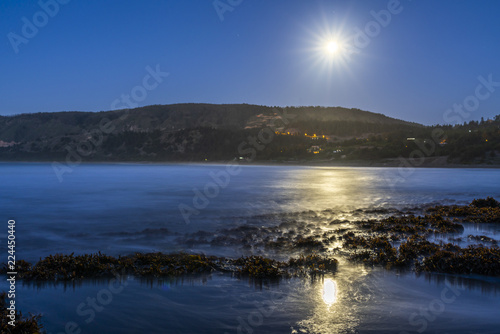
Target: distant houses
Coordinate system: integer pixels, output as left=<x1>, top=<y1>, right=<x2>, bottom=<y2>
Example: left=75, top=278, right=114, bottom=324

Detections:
left=285, top=128, right=300, bottom=135
left=304, top=133, right=325, bottom=140
left=307, top=145, right=321, bottom=154
left=274, top=128, right=301, bottom=135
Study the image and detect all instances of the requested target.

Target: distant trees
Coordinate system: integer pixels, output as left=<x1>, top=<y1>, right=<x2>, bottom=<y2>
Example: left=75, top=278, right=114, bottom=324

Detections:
left=0, top=107, right=498, bottom=164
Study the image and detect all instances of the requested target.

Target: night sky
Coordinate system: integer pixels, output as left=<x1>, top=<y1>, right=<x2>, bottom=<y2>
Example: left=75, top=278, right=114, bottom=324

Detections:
left=1, top=0, right=500, bottom=125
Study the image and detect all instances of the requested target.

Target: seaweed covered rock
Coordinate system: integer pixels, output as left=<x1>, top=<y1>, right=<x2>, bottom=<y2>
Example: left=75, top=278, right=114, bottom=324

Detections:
left=293, top=236, right=326, bottom=251
left=288, top=254, right=338, bottom=274
left=234, top=256, right=283, bottom=278
left=129, top=253, right=216, bottom=277
left=342, top=233, right=398, bottom=266
left=416, top=246, right=500, bottom=276
left=397, top=236, right=440, bottom=266
left=0, top=292, right=44, bottom=334
left=427, top=198, right=500, bottom=223
left=3, top=252, right=342, bottom=281
left=12, top=253, right=118, bottom=280
left=341, top=229, right=500, bottom=276
left=470, top=197, right=500, bottom=208
left=366, top=214, right=463, bottom=234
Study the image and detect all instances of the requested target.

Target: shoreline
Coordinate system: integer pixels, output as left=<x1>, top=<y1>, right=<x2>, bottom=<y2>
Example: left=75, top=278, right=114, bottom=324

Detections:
left=2, top=198, right=499, bottom=333
left=4, top=199, right=500, bottom=280
left=1, top=159, right=500, bottom=169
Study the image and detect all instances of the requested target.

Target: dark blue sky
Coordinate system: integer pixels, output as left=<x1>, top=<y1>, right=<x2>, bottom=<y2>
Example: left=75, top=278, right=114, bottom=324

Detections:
left=1, top=0, right=499, bottom=125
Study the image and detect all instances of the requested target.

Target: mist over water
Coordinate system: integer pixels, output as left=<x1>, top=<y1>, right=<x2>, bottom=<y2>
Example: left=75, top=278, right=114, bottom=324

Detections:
left=1, top=163, right=499, bottom=260
left=1, top=163, right=499, bottom=333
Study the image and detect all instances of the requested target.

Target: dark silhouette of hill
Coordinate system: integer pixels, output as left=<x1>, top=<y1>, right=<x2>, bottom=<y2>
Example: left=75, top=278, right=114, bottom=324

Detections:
left=0, top=103, right=419, bottom=142
left=1, top=103, right=497, bottom=165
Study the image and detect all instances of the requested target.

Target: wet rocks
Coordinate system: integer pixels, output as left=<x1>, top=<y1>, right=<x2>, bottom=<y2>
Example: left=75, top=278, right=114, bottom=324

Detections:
left=3, top=252, right=340, bottom=281
left=342, top=234, right=397, bottom=266
left=5, top=198, right=500, bottom=283
left=233, top=256, right=282, bottom=278
left=467, top=235, right=498, bottom=245
left=1, top=292, right=44, bottom=333
left=416, top=246, right=500, bottom=276
left=470, top=197, right=500, bottom=208
left=364, top=214, right=463, bottom=235
left=293, top=236, right=326, bottom=251
left=341, top=229, right=500, bottom=276
left=288, top=254, right=338, bottom=275
left=11, top=252, right=118, bottom=280
left=427, top=197, right=500, bottom=223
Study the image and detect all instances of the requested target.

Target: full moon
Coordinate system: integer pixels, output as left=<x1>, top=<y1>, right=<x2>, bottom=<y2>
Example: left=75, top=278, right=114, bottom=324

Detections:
left=325, top=41, right=339, bottom=54
left=308, top=28, right=350, bottom=70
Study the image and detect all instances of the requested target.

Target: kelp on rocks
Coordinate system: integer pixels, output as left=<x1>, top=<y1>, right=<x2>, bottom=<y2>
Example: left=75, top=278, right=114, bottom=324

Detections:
left=427, top=197, right=500, bottom=223
left=359, top=214, right=464, bottom=235
left=2, top=252, right=338, bottom=281
left=343, top=198, right=500, bottom=276
left=2, top=198, right=499, bottom=283
left=342, top=232, right=500, bottom=276
left=0, top=292, right=44, bottom=334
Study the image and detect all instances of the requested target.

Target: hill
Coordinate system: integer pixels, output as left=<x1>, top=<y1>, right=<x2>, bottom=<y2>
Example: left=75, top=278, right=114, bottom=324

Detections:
left=0, top=104, right=417, bottom=142
left=0, top=103, right=497, bottom=165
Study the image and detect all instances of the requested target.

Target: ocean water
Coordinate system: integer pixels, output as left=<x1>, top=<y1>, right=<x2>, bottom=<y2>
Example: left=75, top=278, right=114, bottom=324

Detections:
left=0, top=163, right=499, bottom=333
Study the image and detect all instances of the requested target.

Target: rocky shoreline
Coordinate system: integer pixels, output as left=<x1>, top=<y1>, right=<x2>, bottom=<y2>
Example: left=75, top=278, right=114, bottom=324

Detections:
left=2, top=198, right=499, bottom=333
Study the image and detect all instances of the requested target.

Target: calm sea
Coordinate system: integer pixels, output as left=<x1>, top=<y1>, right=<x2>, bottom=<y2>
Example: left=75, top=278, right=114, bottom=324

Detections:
left=0, top=163, right=499, bottom=333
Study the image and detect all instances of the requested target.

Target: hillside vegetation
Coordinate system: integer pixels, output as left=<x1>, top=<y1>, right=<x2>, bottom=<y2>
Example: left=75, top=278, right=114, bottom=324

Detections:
left=0, top=104, right=498, bottom=165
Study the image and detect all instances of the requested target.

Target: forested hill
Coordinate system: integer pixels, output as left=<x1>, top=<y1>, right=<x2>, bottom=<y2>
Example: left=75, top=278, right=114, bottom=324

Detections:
left=0, top=103, right=417, bottom=142
left=1, top=103, right=498, bottom=165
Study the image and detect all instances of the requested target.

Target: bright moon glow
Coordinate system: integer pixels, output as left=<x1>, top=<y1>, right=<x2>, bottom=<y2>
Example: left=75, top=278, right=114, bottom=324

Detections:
left=322, top=279, right=337, bottom=305
left=326, top=41, right=339, bottom=54
left=304, top=21, right=352, bottom=75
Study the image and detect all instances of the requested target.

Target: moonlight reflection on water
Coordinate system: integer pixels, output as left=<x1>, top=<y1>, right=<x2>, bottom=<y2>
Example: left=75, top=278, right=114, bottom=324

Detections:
left=322, top=278, right=338, bottom=305
left=1, top=164, right=499, bottom=333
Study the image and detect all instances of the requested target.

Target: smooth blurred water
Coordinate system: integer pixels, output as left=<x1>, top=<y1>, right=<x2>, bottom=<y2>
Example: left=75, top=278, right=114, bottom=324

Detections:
left=0, top=163, right=499, bottom=333
left=1, top=163, right=499, bottom=261
left=0, top=263, right=498, bottom=334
